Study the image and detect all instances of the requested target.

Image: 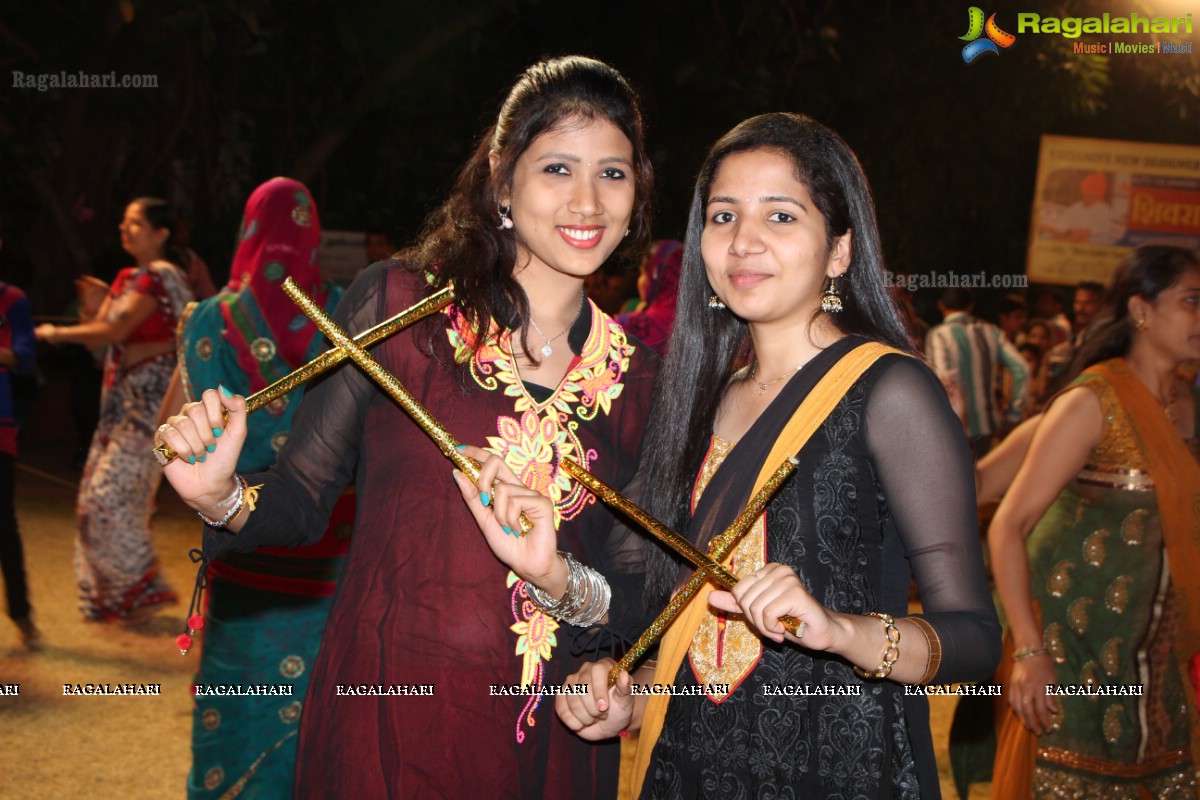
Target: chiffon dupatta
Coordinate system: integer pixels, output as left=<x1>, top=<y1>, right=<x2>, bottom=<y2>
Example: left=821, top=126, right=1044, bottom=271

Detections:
left=223, top=177, right=328, bottom=391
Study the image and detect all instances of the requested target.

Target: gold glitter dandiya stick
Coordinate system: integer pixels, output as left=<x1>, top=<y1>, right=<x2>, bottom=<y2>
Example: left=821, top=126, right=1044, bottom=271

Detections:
left=562, top=458, right=751, bottom=591
left=283, top=278, right=533, bottom=535
left=154, top=286, right=454, bottom=466
left=568, top=456, right=800, bottom=685
left=245, top=286, right=453, bottom=414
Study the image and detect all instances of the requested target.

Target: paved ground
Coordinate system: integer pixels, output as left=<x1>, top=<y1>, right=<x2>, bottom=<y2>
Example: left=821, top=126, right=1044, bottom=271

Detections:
left=0, top=369, right=991, bottom=798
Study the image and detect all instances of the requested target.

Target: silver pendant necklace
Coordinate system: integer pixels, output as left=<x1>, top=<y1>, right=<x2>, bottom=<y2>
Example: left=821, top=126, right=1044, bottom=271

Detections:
left=528, top=292, right=584, bottom=358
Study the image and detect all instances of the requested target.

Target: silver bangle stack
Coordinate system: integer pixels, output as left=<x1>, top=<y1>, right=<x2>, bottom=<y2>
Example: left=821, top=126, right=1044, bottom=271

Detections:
left=196, top=474, right=247, bottom=529
left=524, top=551, right=611, bottom=627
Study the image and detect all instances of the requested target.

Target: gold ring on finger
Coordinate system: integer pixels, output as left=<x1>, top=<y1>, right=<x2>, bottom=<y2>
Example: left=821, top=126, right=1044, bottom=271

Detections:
left=152, top=442, right=178, bottom=467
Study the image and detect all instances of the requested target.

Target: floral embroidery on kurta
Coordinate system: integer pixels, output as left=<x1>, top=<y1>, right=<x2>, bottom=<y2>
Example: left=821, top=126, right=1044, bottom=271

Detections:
left=445, top=301, right=634, bottom=741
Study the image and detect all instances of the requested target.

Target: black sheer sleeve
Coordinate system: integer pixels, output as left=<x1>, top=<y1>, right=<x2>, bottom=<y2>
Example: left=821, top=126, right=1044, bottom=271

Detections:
left=590, top=469, right=655, bottom=644
left=202, top=262, right=390, bottom=560
left=864, top=356, right=1002, bottom=683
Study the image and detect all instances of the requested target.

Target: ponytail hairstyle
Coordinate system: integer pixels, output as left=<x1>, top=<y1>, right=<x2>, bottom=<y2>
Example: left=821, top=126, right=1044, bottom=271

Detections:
left=1071, top=244, right=1200, bottom=374
left=639, top=112, right=913, bottom=605
left=402, top=55, right=653, bottom=369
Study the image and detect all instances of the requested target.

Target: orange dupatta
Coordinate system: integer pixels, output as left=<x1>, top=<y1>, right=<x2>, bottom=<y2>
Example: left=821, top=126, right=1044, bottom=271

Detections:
left=993, top=358, right=1200, bottom=798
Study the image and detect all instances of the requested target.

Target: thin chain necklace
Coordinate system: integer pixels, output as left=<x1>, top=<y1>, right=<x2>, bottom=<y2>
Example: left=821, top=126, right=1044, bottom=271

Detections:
left=1127, top=358, right=1180, bottom=423
left=748, top=361, right=802, bottom=396
left=527, top=291, right=584, bottom=358
left=1158, top=386, right=1178, bottom=422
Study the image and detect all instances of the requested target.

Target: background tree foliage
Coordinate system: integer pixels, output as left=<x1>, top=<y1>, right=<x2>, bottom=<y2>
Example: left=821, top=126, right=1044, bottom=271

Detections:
left=1, top=0, right=1196, bottom=314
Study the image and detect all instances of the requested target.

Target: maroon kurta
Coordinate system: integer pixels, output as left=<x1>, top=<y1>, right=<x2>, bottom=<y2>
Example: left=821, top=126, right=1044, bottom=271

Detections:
left=204, top=263, right=657, bottom=798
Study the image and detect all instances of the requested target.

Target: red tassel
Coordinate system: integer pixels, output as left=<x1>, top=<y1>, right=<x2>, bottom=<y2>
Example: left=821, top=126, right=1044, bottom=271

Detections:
left=188, top=614, right=206, bottom=632
left=176, top=633, right=193, bottom=655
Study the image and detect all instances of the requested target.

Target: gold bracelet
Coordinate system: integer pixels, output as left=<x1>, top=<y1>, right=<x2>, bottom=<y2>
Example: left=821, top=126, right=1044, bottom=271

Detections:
left=853, top=612, right=900, bottom=680
left=1012, top=645, right=1048, bottom=661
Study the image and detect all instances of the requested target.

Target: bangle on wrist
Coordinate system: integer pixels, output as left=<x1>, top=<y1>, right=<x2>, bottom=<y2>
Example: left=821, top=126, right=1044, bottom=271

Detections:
left=908, top=616, right=942, bottom=685
left=853, top=612, right=901, bottom=680
left=197, top=475, right=247, bottom=528
left=1012, top=645, right=1048, bottom=661
left=525, top=551, right=610, bottom=627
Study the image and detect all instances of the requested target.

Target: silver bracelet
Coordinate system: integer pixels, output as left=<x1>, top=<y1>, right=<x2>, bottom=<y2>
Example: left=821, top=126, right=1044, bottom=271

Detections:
left=196, top=474, right=247, bottom=528
left=525, top=551, right=611, bottom=627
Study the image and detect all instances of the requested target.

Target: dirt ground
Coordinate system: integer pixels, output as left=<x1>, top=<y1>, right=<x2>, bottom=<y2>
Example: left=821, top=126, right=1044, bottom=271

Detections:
left=0, top=458, right=197, bottom=798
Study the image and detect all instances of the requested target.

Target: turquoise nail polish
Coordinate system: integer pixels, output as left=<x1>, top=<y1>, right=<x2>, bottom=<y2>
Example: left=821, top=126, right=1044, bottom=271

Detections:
left=198, top=454, right=207, bottom=463
left=206, top=444, right=216, bottom=453
left=219, top=384, right=232, bottom=398
left=502, top=526, right=513, bottom=536
left=455, top=444, right=466, bottom=451
left=187, top=455, right=196, bottom=465
left=213, top=428, right=223, bottom=437
left=480, top=492, right=491, bottom=507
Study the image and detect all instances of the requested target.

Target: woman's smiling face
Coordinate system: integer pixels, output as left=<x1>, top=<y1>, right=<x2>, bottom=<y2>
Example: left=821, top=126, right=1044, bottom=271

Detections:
left=500, top=116, right=636, bottom=283
left=119, top=201, right=168, bottom=262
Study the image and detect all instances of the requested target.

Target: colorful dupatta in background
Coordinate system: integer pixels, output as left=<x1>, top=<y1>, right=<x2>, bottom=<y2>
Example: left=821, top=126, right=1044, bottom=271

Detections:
left=616, top=239, right=681, bottom=357
left=180, top=178, right=349, bottom=800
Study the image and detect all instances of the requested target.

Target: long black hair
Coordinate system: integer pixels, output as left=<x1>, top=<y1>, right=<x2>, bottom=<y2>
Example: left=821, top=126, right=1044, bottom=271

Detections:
left=133, top=197, right=187, bottom=269
left=640, top=112, right=913, bottom=604
left=1071, top=244, right=1200, bottom=373
left=402, top=55, right=653, bottom=367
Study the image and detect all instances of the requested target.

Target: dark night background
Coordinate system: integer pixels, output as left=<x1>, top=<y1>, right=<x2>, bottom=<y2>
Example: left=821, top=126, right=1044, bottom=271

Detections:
left=1, top=0, right=1197, bottom=318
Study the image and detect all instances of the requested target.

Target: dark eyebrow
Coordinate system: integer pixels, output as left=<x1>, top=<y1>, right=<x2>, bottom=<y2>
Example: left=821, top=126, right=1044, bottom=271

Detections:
left=537, top=152, right=632, bottom=167
left=706, top=195, right=805, bottom=207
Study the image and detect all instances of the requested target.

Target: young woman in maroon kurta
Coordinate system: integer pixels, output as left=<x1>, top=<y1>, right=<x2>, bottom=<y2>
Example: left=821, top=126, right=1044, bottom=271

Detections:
left=159, top=56, right=657, bottom=798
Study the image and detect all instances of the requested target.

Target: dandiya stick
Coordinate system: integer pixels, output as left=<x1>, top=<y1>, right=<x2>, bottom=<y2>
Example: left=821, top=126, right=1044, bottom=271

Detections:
left=558, top=456, right=801, bottom=685
left=245, top=285, right=453, bottom=414
left=282, top=278, right=532, bottom=534
left=154, top=286, right=453, bottom=465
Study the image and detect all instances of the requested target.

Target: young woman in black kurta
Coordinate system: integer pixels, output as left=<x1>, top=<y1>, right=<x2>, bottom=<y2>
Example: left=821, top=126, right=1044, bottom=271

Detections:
left=538, top=114, right=1001, bottom=799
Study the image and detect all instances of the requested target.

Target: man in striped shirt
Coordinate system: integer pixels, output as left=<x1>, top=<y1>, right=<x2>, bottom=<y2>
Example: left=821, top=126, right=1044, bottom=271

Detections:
left=926, top=287, right=1030, bottom=459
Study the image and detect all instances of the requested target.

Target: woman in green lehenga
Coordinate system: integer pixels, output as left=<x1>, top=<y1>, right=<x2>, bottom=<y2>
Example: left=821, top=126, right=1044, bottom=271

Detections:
left=990, top=245, right=1200, bottom=799
left=160, top=178, right=350, bottom=799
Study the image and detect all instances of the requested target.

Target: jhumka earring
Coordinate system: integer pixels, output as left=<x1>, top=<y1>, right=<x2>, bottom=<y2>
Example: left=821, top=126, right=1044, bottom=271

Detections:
left=820, top=277, right=844, bottom=313
left=708, top=294, right=726, bottom=310
left=497, top=204, right=514, bottom=230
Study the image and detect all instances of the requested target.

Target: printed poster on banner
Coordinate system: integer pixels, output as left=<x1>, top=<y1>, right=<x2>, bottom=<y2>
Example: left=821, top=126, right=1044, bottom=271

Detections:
left=1027, top=135, right=1200, bottom=285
